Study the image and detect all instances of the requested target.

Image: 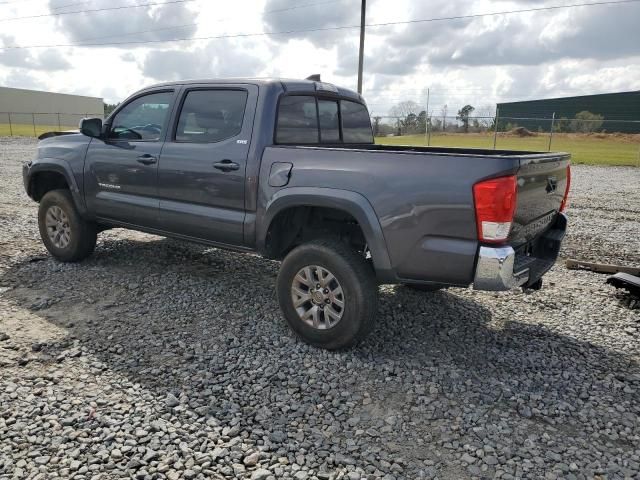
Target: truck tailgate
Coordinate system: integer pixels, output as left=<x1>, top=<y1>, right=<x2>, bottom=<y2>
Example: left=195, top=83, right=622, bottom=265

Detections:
left=510, top=153, right=570, bottom=248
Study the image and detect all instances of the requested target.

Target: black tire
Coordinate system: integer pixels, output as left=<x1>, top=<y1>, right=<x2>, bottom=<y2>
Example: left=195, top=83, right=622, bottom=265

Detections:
left=277, top=239, right=378, bottom=350
left=38, top=189, right=97, bottom=262
left=402, top=283, right=446, bottom=292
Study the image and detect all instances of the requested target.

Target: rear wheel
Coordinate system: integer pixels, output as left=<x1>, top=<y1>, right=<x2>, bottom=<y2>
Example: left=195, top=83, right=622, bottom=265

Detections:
left=38, top=189, right=97, bottom=262
left=277, top=239, right=378, bottom=350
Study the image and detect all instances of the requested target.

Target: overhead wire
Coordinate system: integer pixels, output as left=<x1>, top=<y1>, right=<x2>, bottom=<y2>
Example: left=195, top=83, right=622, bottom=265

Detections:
left=1, top=0, right=638, bottom=49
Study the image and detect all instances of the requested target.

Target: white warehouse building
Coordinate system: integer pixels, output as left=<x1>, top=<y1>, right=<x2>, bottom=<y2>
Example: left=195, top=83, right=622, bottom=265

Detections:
left=0, top=86, right=103, bottom=131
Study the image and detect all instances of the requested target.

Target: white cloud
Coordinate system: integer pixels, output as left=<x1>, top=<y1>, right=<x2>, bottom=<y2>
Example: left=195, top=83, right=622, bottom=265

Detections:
left=0, top=0, right=637, bottom=114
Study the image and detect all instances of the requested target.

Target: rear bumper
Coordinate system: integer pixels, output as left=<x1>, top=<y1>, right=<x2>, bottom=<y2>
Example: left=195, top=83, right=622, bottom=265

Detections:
left=473, top=246, right=528, bottom=290
left=473, top=213, right=567, bottom=291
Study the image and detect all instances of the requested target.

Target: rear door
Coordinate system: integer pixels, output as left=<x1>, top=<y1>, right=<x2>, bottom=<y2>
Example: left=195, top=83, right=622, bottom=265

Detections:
left=157, top=84, right=258, bottom=246
left=84, top=89, right=176, bottom=228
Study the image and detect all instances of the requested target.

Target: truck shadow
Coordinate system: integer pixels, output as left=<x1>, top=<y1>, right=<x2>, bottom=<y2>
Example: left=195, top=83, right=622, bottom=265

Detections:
left=2, top=235, right=638, bottom=474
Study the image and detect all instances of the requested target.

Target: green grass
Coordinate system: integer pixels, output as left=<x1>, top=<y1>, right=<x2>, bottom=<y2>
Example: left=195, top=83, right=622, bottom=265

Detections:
left=0, top=123, right=78, bottom=137
left=376, top=133, right=640, bottom=166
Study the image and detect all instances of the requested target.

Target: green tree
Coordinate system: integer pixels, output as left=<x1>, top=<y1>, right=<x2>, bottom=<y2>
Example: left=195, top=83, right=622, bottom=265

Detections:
left=372, top=116, right=382, bottom=136
left=570, top=111, right=604, bottom=133
left=456, top=104, right=475, bottom=133
left=417, top=110, right=427, bottom=132
left=554, top=117, right=570, bottom=133
left=403, top=113, right=419, bottom=133
left=104, top=102, right=119, bottom=116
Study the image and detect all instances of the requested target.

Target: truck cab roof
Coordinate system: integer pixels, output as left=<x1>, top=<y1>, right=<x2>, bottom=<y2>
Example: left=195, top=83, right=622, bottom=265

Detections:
left=144, top=78, right=365, bottom=103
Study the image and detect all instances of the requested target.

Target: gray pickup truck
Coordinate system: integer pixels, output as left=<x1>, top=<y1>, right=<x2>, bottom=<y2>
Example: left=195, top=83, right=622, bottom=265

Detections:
left=23, top=78, right=570, bottom=349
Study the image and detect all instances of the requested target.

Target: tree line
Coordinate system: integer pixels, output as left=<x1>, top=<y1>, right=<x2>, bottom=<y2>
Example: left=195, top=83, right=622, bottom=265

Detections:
left=375, top=100, right=607, bottom=136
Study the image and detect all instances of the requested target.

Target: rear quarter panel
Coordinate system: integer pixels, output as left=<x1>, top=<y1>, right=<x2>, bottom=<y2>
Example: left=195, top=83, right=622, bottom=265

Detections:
left=258, top=146, right=521, bottom=285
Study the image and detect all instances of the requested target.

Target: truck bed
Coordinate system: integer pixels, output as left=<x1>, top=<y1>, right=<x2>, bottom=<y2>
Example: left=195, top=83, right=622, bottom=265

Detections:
left=260, top=144, right=569, bottom=285
left=280, top=143, right=570, bottom=246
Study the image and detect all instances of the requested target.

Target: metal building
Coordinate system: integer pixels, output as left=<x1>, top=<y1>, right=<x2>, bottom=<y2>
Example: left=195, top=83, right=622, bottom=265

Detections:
left=497, top=91, right=640, bottom=133
left=0, top=86, right=103, bottom=129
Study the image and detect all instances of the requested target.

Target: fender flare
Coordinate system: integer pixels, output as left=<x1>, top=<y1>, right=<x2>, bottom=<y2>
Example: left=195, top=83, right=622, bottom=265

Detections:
left=26, top=158, right=87, bottom=215
left=257, top=187, right=394, bottom=281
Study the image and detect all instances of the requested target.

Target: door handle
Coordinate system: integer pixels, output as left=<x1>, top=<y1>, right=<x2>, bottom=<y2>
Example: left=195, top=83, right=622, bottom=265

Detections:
left=213, top=160, right=240, bottom=172
left=136, top=154, right=157, bottom=165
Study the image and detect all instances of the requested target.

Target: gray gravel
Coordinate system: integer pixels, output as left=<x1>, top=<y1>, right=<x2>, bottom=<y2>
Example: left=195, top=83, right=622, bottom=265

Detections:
left=1, top=137, right=639, bottom=480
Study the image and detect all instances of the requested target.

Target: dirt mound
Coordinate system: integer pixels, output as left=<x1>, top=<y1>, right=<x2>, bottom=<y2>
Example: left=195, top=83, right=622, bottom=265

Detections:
left=508, top=127, right=537, bottom=137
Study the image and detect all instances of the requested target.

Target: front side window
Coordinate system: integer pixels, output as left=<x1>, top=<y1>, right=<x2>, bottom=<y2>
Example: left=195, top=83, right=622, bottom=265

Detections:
left=109, top=91, right=173, bottom=141
left=176, top=89, right=248, bottom=143
left=276, top=96, right=319, bottom=144
left=341, top=100, right=374, bottom=143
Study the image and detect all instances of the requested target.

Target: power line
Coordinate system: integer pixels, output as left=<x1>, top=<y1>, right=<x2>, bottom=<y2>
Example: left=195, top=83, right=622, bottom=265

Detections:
left=54, top=0, right=342, bottom=43
left=0, top=0, right=638, bottom=48
left=0, top=0, right=198, bottom=23
left=50, top=1, right=96, bottom=11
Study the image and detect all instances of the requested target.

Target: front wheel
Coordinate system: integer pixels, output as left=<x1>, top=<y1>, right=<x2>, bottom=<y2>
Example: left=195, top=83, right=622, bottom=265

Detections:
left=38, top=189, right=97, bottom=262
left=276, top=239, right=378, bottom=350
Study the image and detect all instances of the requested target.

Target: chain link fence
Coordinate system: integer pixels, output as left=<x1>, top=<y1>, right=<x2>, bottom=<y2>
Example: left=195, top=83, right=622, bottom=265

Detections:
left=1, top=108, right=638, bottom=166
left=0, top=112, right=103, bottom=138
left=372, top=114, right=640, bottom=167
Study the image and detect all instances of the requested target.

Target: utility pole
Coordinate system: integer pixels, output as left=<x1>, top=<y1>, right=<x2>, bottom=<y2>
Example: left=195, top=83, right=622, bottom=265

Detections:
left=357, top=0, right=366, bottom=94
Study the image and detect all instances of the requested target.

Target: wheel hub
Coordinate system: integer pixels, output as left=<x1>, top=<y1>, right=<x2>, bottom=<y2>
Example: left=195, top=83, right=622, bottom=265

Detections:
left=310, top=288, right=326, bottom=305
left=45, top=205, right=71, bottom=249
left=291, top=265, right=345, bottom=330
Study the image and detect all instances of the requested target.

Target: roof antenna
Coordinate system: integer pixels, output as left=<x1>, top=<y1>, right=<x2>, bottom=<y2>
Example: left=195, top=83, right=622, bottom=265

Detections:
left=306, top=74, right=321, bottom=81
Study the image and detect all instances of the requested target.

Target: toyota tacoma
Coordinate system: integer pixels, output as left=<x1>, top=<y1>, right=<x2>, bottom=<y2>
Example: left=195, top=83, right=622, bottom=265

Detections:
left=23, top=78, right=570, bottom=349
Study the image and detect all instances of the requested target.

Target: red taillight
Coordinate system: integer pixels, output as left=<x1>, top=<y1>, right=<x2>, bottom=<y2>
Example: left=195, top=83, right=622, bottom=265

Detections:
left=560, top=165, right=571, bottom=212
left=473, top=175, right=518, bottom=243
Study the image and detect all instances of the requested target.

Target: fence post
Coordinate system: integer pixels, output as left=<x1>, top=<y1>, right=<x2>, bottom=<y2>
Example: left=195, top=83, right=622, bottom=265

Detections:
left=493, top=106, right=499, bottom=149
left=8, top=112, right=13, bottom=137
left=548, top=112, right=556, bottom=151
left=32, top=113, right=37, bottom=138
left=424, top=88, right=430, bottom=147
left=57, top=113, right=61, bottom=130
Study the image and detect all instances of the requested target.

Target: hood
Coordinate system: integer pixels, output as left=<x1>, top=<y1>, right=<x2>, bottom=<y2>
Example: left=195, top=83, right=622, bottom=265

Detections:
left=38, top=130, right=80, bottom=140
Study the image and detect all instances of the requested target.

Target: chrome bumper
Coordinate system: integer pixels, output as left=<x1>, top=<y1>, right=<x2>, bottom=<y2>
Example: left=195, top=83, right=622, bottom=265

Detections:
left=473, top=246, right=529, bottom=291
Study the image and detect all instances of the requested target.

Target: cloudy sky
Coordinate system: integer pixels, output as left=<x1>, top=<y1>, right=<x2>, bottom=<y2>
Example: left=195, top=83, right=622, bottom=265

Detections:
left=1, top=0, right=639, bottom=117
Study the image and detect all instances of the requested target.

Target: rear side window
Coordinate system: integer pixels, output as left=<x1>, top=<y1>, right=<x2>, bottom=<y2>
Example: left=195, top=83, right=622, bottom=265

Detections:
left=341, top=100, right=373, bottom=143
left=275, top=95, right=373, bottom=145
left=276, top=96, right=319, bottom=144
left=318, top=99, right=340, bottom=143
left=176, top=89, right=248, bottom=143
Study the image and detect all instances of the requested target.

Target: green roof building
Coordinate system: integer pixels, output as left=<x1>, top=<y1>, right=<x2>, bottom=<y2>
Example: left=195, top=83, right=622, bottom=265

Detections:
left=497, top=91, right=640, bottom=133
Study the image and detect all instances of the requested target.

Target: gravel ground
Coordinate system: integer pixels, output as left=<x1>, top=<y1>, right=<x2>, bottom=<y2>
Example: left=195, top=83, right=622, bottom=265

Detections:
left=1, top=137, right=639, bottom=480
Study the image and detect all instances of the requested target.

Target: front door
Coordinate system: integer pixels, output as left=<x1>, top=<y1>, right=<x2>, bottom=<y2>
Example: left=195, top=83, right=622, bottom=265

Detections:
left=84, top=90, right=176, bottom=228
left=157, top=85, right=257, bottom=246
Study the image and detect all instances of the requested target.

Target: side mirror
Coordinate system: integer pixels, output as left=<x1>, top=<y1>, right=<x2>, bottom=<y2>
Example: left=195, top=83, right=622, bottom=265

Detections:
left=79, top=117, right=103, bottom=138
